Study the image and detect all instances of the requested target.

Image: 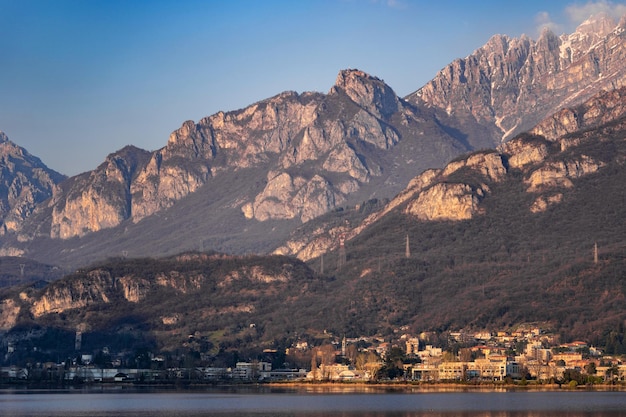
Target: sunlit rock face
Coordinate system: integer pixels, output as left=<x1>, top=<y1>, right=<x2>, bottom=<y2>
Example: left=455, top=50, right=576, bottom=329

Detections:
left=524, top=156, right=604, bottom=192
left=530, top=88, right=626, bottom=141
left=279, top=84, right=626, bottom=261
left=409, top=13, right=626, bottom=147
left=6, top=14, right=626, bottom=254
left=49, top=146, right=150, bottom=239
left=34, top=67, right=458, bottom=239
left=405, top=182, right=487, bottom=221
left=0, top=131, right=65, bottom=236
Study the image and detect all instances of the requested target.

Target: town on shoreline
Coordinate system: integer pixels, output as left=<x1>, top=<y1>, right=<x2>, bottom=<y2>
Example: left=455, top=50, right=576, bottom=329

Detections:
left=3, top=325, right=626, bottom=388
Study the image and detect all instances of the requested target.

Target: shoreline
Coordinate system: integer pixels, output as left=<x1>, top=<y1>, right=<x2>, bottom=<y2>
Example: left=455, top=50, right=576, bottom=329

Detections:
left=1, top=380, right=625, bottom=393
left=266, top=381, right=626, bottom=392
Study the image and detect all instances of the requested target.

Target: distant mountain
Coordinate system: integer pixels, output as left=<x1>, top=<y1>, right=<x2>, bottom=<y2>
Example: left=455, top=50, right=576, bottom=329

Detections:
left=0, top=13, right=625, bottom=271
left=1, top=86, right=625, bottom=358
left=2, top=70, right=469, bottom=268
left=281, top=86, right=626, bottom=261
left=408, top=12, right=626, bottom=148
left=0, top=132, right=65, bottom=243
left=279, top=85, right=626, bottom=343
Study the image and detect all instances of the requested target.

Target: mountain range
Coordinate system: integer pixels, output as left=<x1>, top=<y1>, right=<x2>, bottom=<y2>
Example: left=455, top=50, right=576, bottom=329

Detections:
left=0, top=13, right=625, bottom=272
left=0, top=13, right=625, bottom=358
left=1, top=80, right=624, bottom=360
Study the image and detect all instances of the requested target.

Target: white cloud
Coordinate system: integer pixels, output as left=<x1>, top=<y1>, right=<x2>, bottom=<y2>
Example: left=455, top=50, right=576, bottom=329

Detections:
left=534, top=1, right=626, bottom=37
left=534, top=11, right=564, bottom=35
left=565, top=0, right=626, bottom=24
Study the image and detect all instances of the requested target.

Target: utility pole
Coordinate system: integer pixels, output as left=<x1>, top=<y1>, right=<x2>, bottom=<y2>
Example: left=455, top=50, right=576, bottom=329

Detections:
left=338, top=234, right=346, bottom=270
left=405, top=234, right=411, bottom=258
left=594, top=242, right=598, bottom=264
left=75, top=330, right=82, bottom=351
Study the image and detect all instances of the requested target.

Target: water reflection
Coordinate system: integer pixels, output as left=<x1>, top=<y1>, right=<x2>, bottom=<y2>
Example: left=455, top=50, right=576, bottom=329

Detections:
left=1, top=388, right=626, bottom=417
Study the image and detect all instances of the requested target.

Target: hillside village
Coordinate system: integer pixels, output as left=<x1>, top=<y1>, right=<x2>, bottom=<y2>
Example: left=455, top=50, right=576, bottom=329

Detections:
left=3, top=325, right=625, bottom=386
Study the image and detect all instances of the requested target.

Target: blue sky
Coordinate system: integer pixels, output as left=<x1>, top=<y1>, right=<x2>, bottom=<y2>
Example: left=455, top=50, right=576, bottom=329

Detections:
left=1, top=0, right=626, bottom=176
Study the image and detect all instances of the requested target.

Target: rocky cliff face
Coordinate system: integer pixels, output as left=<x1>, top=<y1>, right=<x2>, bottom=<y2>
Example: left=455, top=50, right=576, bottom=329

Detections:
left=48, top=146, right=151, bottom=239
left=530, top=87, right=626, bottom=140
left=12, top=69, right=466, bottom=245
left=279, top=86, right=626, bottom=261
left=240, top=70, right=409, bottom=223
left=0, top=132, right=65, bottom=240
left=408, top=13, right=626, bottom=147
left=0, top=253, right=309, bottom=334
left=2, top=13, right=625, bottom=266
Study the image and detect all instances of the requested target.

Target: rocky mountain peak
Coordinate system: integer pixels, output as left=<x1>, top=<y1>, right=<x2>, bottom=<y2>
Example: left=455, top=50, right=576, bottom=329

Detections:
left=536, top=26, right=560, bottom=47
left=409, top=13, right=626, bottom=147
left=167, top=120, right=196, bottom=145
left=0, top=133, right=28, bottom=160
left=560, top=12, right=617, bottom=63
left=333, top=68, right=378, bottom=89
left=279, top=84, right=626, bottom=262
left=332, top=68, right=401, bottom=119
left=575, top=12, right=615, bottom=37
left=0, top=132, right=65, bottom=241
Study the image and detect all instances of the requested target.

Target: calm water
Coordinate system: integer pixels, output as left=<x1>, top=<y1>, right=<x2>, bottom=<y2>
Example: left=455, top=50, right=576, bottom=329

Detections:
left=1, top=387, right=626, bottom=417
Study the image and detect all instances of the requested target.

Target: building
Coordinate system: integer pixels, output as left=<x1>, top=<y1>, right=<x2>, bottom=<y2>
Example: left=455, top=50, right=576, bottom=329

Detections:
left=406, top=338, right=420, bottom=355
left=438, top=362, right=467, bottom=381
left=307, top=364, right=370, bottom=381
left=232, top=361, right=271, bottom=380
left=416, top=345, right=442, bottom=363
left=437, top=357, right=520, bottom=382
left=410, top=363, right=438, bottom=381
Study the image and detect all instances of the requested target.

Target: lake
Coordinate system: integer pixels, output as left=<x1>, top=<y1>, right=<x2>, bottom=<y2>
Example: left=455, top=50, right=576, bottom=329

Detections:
left=1, top=386, right=626, bottom=416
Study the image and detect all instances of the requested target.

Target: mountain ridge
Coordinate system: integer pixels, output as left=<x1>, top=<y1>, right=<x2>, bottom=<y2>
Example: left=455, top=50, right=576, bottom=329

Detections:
left=0, top=131, right=66, bottom=241
left=0, top=13, right=625, bottom=270
left=276, top=85, right=626, bottom=261
left=408, top=12, right=626, bottom=146
left=1, top=90, right=624, bottom=357
left=1, top=69, right=469, bottom=266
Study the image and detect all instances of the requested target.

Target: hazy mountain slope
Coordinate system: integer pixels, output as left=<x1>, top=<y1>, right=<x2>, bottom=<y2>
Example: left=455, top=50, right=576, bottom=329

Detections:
left=0, top=256, right=63, bottom=287
left=408, top=13, right=626, bottom=148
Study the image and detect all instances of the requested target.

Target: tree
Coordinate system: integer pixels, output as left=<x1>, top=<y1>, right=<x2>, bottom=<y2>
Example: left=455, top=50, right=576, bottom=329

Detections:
left=355, top=351, right=379, bottom=371
left=318, top=344, right=336, bottom=366
left=133, top=348, right=152, bottom=369
left=562, top=368, right=584, bottom=385
left=584, top=362, right=596, bottom=376
left=375, top=347, right=406, bottom=380
left=344, top=344, right=358, bottom=365
left=607, top=365, right=620, bottom=383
